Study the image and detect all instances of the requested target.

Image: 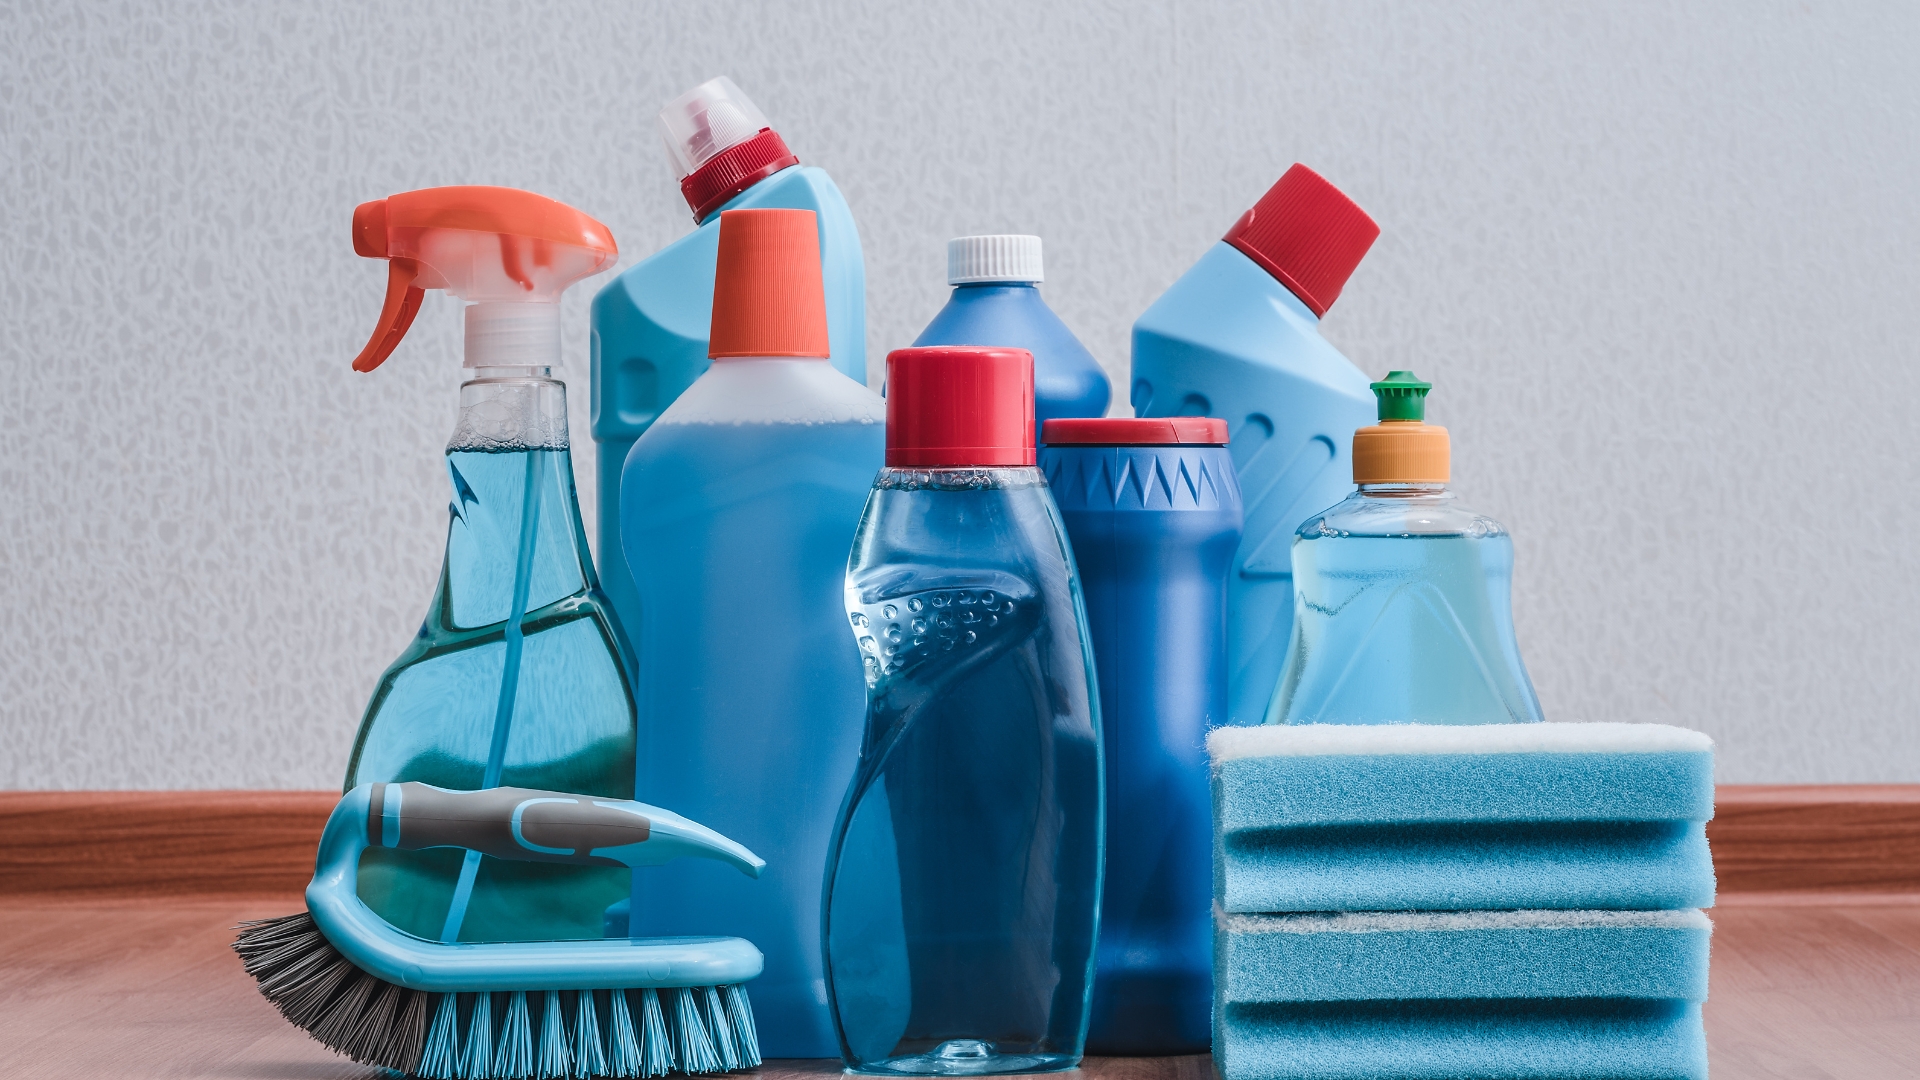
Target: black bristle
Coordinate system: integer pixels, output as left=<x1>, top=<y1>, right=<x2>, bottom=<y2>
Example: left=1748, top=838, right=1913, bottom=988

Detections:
left=233, top=910, right=759, bottom=1078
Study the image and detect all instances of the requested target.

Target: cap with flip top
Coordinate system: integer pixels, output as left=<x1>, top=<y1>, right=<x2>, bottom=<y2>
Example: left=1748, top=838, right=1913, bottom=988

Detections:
left=658, top=77, right=801, bottom=224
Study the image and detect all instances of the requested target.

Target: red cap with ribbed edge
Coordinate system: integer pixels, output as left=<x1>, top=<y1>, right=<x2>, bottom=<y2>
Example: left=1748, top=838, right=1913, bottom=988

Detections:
left=708, top=209, right=830, bottom=358
left=887, top=347, right=1035, bottom=467
left=1042, top=417, right=1228, bottom=446
left=683, top=128, right=800, bottom=223
left=1223, top=164, right=1379, bottom=317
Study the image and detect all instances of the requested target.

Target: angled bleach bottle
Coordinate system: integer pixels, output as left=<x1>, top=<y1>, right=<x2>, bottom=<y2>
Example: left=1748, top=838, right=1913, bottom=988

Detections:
left=1131, top=164, right=1381, bottom=726
left=620, top=208, right=886, bottom=1057
left=591, top=76, right=867, bottom=638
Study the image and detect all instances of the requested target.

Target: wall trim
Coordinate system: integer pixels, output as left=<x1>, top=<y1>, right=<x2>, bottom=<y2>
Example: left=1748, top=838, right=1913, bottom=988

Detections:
left=2, top=785, right=1915, bottom=898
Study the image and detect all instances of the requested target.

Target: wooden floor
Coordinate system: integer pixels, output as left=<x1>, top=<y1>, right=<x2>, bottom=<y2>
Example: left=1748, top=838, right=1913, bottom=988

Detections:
left=0, top=896, right=1915, bottom=1079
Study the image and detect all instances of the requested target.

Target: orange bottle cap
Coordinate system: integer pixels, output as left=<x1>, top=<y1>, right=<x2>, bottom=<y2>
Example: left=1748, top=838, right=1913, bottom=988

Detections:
left=707, top=209, right=830, bottom=359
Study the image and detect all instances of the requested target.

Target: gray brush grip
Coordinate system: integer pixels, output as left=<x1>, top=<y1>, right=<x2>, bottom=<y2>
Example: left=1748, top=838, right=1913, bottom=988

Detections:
left=369, top=782, right=649, bottom=868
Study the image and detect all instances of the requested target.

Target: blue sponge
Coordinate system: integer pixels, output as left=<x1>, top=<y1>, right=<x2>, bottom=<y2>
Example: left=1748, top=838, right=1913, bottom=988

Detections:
left=1209, top=723, right=1715, bottom=912
left=1215, top=910, right=1711, bottom=1080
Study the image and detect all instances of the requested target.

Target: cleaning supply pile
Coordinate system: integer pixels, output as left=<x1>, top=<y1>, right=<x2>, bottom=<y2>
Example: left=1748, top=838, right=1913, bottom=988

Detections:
left=231, top=73, right=1719, bottom=1080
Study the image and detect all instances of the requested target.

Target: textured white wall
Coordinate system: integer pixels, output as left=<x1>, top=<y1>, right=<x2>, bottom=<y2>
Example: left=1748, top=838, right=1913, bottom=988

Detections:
left=3, top=1, right=1916, bottom=788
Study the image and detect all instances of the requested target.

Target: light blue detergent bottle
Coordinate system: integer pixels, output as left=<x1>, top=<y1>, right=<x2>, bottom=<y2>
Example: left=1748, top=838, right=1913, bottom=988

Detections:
left=620, top=208, right=886, bottom=1057
left=910, top=235, right=1110, bottom=430
left=1267, top=372, right=1543, bottom=724
left=338, top=186, right=638, bottom=944
left=825, top=346, right=1102, bottom=1076
left=591, top=76, right=867, bottom=638
left=1131, top=164, right=1381, bottom=725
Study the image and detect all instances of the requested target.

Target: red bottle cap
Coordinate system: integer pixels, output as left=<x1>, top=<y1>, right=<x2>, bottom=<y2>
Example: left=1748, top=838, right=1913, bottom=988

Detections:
left=1041, top=417, right=1228, bottom=446
left=683, top=129, right=800, bottom=224
left=1223, top=164, right=1379, bottom=317
left=886, top=346, right=1035, bottom=468
left=708, top=209, right=830, bottom=359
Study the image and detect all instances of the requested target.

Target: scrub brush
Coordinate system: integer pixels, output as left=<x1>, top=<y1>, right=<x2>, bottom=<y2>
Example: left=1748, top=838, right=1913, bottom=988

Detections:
left=234, top=782, right=767, bottom=1078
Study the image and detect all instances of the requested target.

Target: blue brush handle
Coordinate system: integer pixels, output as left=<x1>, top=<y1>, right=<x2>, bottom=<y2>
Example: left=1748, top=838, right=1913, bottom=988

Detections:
left=307, top=784, right=765, bottom=992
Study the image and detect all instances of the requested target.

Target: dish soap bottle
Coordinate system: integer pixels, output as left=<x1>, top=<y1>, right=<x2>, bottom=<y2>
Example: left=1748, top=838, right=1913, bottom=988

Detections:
left=339, top=186, right=638, bottom=943
left=619, top=208, right=885, bottom=1056
left=824, top=346, right=1103, bottom=1076
left=592, top=76, right=868, bottom=640
left=910, top=235, right=1110, bottom=431
left=1267, top=371, right=1544, bottom=725
left=1130, top=164, right=1380, bottom=726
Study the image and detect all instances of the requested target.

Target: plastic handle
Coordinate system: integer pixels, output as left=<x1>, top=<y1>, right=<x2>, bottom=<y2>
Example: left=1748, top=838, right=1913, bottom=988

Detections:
left=307, top=785, right=765, bottom=991
left=369, top=781, right=764, bottom=878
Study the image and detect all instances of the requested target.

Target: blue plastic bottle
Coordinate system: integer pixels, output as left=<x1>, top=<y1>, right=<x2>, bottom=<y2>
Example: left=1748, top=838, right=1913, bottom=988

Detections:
left=1269, top=372, right=1543, bottom=725
left=1037, top=416, right=1243, bottom=1054
left=911, top=235, right=1109, bottom=431
left=825, top=347, right=1102, bottom=1076
left=338, top=187, right=636, bottom=944
left=619, top=209, right=885, bottom=1057
left=591, top=76, right=867, bottom=639
left=1130, top=164, right=1381, bottom=726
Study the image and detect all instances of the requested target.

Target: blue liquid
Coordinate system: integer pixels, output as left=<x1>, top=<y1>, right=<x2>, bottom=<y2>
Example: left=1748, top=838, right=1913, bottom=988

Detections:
left=346, top=446, right=637, bottom=942
left=620, top=418, right=884, bottom=1057
left=825, top=470, right=1102, bottom=1075
left=1270, top=529, right=1543, bottom=725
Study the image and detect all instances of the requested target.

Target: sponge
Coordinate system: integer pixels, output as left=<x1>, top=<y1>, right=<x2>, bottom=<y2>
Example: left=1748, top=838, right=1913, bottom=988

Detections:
left=1210, top=723, right=1715, bottom=912
left=1215, top=909, right=1711, bottom=1080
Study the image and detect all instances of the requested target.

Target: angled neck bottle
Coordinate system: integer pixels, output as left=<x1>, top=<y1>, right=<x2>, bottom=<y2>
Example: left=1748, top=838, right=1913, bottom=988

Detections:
left=1131, top=164, right=1381, bottom=727
left=339, top=187, right=638, bottom=943
left=1267, top=371, right=1543, bottom=725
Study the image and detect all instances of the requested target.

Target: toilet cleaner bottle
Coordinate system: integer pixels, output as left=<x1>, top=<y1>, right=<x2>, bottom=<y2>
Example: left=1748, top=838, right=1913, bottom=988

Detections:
left=592, top=76, right=868, bottom=640
left=619, top=208, right=886, bottom=1056
left=1268, top=372, right=1544, bottom=725
left=339, top=186, right=637, bottom=943
left=1130, top=165, right=1380, bottom=725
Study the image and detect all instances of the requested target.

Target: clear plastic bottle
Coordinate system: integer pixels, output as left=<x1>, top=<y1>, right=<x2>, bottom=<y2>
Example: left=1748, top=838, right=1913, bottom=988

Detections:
left=824, top=347, right=1102, bottom=1076
left=1266, top=372, right=1543, bottom=725
left=338, top=187, right=636, bottom=943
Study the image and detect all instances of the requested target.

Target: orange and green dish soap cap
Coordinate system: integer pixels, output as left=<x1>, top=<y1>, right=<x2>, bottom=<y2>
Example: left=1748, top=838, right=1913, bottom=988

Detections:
left=1351, top=369, right=1451, bottom=484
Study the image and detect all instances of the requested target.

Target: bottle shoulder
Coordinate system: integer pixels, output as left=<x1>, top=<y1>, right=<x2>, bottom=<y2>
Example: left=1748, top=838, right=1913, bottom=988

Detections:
left=1299, top=488, right=1508, bottom=540
left=1132, top=243, right=1368, bottom=394
left=646, top=358, right=885, bottom=429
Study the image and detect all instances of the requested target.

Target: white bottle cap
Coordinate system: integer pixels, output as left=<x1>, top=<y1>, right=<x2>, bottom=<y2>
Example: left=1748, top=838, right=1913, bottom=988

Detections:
left=947, top=235, right=1044, bottom=285
left=465, top=302, right=561, bottom=368
left=657, top=76, right=773, bottom=180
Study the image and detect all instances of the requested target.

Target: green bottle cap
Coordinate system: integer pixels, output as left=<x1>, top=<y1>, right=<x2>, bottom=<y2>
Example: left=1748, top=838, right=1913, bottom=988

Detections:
left=1370, top=370, right=1432, bottom=422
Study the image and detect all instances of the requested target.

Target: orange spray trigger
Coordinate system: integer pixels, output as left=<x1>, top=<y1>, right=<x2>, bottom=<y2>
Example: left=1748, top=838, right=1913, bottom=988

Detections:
left=345, top=186, right=618, bottom=372
left=353, top=260, right=424, bottom=372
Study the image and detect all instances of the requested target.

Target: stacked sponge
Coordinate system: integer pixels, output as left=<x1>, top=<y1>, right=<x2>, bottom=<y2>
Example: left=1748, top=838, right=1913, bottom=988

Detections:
left=1208, top=723, right=1716, bottom=1080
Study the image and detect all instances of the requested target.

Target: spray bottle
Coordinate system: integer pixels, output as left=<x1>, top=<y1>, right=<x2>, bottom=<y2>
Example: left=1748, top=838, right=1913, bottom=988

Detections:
left=340, top=186, right=638, bottom=944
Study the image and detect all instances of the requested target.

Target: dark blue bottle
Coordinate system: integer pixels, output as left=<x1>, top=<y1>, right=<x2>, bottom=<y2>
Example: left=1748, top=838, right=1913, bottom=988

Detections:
left=1038, top=417, right=1244, bottom=1054
left=911, top=235, right=1110, bottom=430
